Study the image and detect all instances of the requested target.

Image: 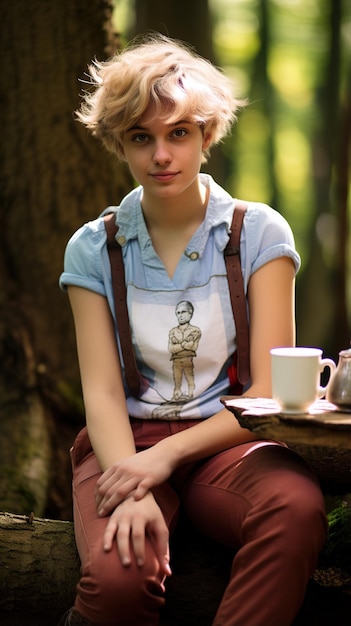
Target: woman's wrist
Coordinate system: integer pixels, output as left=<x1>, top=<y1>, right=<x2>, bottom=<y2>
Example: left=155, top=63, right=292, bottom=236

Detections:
left=154, top=434, right=184, bottom=471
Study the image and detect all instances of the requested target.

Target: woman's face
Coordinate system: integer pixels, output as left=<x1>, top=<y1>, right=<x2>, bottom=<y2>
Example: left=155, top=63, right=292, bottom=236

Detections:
left=121, top=104, right=211, bottom=203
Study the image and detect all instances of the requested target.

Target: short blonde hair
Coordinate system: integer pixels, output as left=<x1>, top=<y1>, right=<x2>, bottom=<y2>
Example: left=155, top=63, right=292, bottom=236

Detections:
left=76, top=33, right=246, bottom=161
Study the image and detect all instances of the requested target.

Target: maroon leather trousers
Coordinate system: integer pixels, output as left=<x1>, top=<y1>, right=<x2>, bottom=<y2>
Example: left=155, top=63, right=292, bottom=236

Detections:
left=70, top=419, right=327, bottom=626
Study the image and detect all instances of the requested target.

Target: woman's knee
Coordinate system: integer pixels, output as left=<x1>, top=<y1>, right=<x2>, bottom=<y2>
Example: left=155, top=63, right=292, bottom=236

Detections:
left=255, top=451, right=327, bottom=554
left=76, top=543, right=165, bottom=624
left=280, top=474, right=327, bottom=549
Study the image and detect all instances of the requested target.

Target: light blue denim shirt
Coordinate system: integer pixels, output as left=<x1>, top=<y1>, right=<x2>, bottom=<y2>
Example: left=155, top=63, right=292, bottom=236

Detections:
left=60, top=174, right=300, bottom=419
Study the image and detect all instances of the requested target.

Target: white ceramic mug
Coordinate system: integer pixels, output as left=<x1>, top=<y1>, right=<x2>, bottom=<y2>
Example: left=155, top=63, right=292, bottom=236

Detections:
left=270, top=347, right=336, bottom=414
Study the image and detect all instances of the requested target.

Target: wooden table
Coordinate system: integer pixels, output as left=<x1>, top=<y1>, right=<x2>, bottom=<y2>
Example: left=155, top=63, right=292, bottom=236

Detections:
left=222, top=397, right=351, bottom=495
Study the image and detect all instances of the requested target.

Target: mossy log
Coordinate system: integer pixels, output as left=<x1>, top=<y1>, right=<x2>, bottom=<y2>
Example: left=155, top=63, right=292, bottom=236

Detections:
left=0, top=513, right=79, bottom=615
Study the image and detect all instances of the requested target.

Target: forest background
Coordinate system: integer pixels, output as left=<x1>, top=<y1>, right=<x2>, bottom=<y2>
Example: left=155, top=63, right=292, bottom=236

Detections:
left=0, top=0, right=350, bottom=521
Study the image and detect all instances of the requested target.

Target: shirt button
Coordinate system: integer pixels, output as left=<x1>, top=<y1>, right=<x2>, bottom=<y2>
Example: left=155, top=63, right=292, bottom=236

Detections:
left=189, top=251, right=199, bottom=260
left=116, top=235, right=126, bottom=246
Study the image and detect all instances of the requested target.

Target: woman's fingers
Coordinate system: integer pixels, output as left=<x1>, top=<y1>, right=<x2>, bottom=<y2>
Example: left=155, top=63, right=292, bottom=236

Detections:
left=148, top=518, right=172, bottom=577
left=96, top=446, right=174, bottom=514
left=103, top=515, right=118, bottom=553
left=97, top=476, right=137, bottom=516
left=102, top=495, right=172, bottom=577
left=130, top=516, right=147, bottom=567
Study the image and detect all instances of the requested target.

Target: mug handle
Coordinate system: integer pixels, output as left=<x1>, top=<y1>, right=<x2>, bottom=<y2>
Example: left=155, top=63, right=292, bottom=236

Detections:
left=318, top=358, right=336, bottom=397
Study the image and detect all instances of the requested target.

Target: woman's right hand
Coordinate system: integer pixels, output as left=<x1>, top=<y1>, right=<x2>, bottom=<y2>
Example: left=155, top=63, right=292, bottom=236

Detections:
left=102, top=490, right=172, bottom=579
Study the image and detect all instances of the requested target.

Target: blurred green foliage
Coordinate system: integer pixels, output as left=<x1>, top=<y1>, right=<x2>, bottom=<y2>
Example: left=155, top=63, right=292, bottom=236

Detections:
left=211, top=1, right=349, bottom=250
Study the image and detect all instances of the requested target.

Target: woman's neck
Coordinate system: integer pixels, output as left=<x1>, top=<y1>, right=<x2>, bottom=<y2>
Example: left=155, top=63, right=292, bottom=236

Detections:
left=141, top=179, right=209, bottom=279
left=141, top=178, right=209, bottom=231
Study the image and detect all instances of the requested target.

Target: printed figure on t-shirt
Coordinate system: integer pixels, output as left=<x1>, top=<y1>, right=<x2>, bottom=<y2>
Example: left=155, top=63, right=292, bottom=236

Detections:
left=168, top=301, right=201, bottom=401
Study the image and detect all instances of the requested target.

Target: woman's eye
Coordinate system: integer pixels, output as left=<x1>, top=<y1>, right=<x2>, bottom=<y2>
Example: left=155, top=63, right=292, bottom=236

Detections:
left=132, top=134, right=149, bottom=143
left=173, top=128, right=187, bottom=138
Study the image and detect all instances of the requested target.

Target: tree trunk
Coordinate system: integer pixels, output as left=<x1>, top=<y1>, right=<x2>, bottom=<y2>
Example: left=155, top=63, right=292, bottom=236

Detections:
left=0, top=391, right=51, bottom=515
left=0, top=1, right=133, bottom=516
left=134, top=0, right=213, bottom=59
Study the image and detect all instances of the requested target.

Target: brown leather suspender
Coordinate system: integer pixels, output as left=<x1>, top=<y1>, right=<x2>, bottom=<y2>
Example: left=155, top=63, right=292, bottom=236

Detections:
left=104, top=201, right=250, bottom=396
left=224, top=201, right=250, bottom=386
left=104, top=215, right=142, bottom=397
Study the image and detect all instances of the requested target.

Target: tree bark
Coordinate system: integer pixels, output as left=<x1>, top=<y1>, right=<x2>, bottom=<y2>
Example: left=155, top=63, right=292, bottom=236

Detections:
left=0, top=393, right=51, bottom=515
left=0, top=513, right=79, bottom=614
left=0, top=0, right=133, bottom=516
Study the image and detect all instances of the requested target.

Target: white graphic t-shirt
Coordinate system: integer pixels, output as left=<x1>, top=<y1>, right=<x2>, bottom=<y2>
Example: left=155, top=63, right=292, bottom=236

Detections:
left=60, top=174, right=300, bottom=420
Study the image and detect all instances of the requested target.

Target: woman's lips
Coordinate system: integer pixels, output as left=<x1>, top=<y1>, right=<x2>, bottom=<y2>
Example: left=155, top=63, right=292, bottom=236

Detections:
left=150, top=171, right=179, bottom=182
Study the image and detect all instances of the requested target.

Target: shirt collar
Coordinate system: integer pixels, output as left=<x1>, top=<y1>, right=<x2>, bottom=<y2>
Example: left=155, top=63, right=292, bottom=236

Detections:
left=105, top=174, right=235, bottom=253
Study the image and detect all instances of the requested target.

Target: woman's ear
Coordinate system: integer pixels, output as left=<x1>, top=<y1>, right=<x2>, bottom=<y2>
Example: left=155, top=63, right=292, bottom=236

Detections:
left=202, top=131, right=213, bottom=151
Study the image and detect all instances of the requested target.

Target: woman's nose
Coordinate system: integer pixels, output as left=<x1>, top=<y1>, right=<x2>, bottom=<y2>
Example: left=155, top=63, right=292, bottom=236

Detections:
left=152, top=140, right=171, bottom=164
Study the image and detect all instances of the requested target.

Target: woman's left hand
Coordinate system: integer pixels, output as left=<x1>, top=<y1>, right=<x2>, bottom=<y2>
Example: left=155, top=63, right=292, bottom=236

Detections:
left=96, top=442, right=175, bottom=516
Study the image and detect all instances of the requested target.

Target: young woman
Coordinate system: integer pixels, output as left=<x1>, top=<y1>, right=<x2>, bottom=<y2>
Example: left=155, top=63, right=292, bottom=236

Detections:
left=59, top=34, right=326, bottom=626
